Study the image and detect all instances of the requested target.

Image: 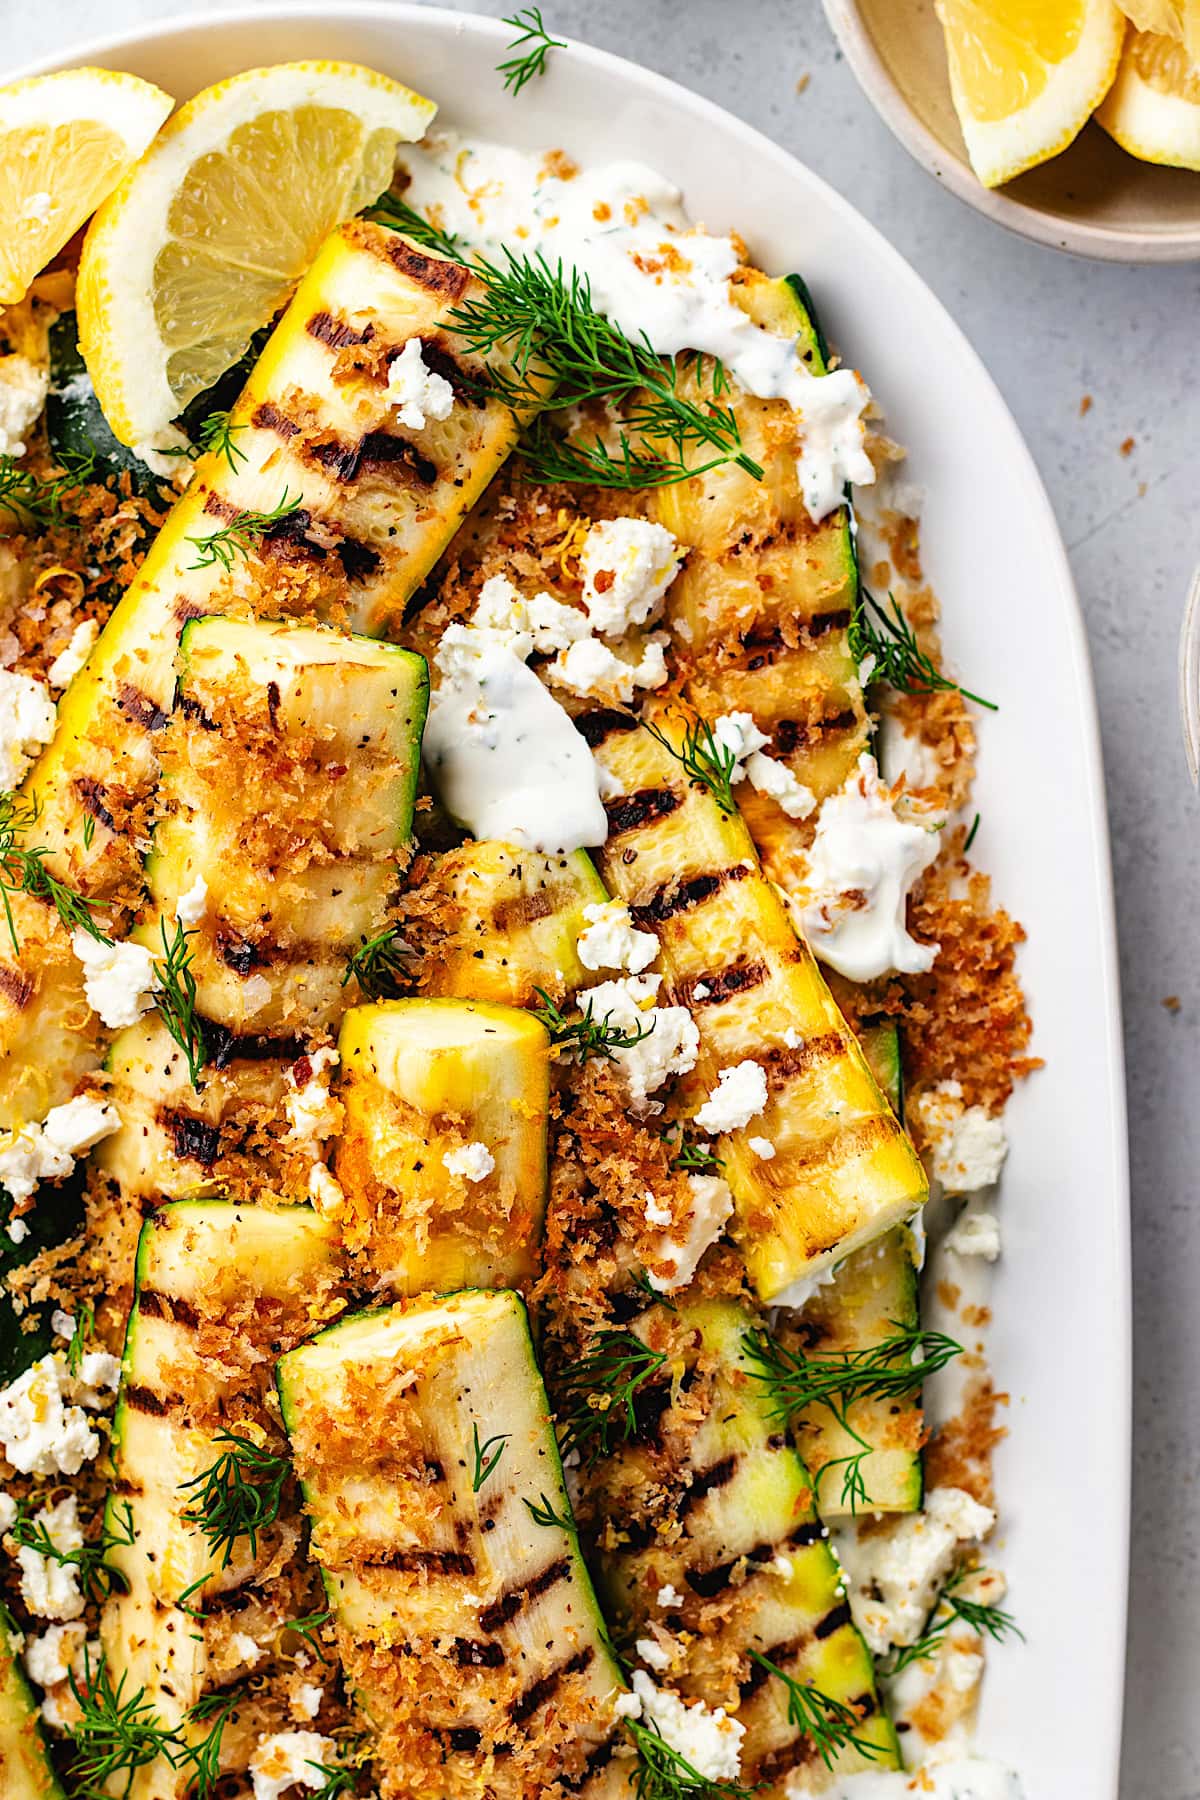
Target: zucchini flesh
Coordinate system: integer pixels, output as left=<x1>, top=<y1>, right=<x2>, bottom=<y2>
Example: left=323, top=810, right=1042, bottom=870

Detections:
left=788, top=1022, right=924, bottom=1517
left=589, top=1298, right=898, bottom=1789
left=582, top=709, right=926, bottom=1299
left=0, top=889, right=102, bottom=1131
left=652, top=269, right=869, bottom=891
left=277, top=1288, right=631, bottom=1799
left=144, top=614, right=428, bottom=1038
left=102, top=1201, right=345, bottom=1798
left=0, top=1602, right=62, bottom=1799
left=422, top=840, right=608, bottom=1007
left=2, top=220, right=544, bottom=1117
left=335, top=999, right=551, bottom=1293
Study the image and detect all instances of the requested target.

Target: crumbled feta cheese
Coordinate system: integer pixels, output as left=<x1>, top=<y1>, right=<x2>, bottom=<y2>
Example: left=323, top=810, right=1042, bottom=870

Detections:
left=643, top=1190, right=673, bottom=1228
left=691, top=982, right=710, bottom=1000
left=386, top=337, right=455, bottom=431
left=656, top=1583, right=683, bottom=1608
left=0, top=356, right=49, bottom=457
left=472, top=573, right=588, bottom=659
left=747, top=1135, right=775, bottom=1160
left=573, top=974, right=699, bottom=1112
left=443, top=1141, right=495, bottom=1183
left=285, top=1047, right=341, bottom=1147
left=944, top=1207, right=1002, bottom=1261
left=711, top=711, right=769, bottom=763
left=307, top=1163, right=344, bottom=1215
left=249, top=1730, right=337, bottom=1800
left=885, top=1569, right=1009, bottom=1774
left=833, top=1486, right=995, bottom=1656
left=636, top=1635, right=671, bottom=1672
left=231, top=1631, right=264, bottom=1669
left=0, top=1355, right=109, bottom=1476
left=579, top=518, right=679, bottom=634
left=0, top=668, right=56, bottom=788
left=646, top=1173, right=734, bottom=1293
left=771, top=1258, right=838, bottom=1312
left=46, top=618, right=99, bottom=690
left=629, top=1670, right=744, bottom=1781
left=292, top=1682, right=324, bottom=1721
left=6, top=1218, right=28, bottom=1243
left=550, top=633, right=650, bottom=703
left=15, top=1496, right=85, bottom=1620
left=174, top=875, right=209, bottom=930
left=743, top=750, right=815, bottom=819
left=613, top=1689, right=643, bottom=1719
left=694, top=1059, right=768, bottom=1135
left=0, top=1095, right=119, bottom=1204
left=71, top=931, right=159, bottom=1029
left=576, top=899, right=658, bottom=974
left=912, top=1081, right=1008, bottom=1194
left=24, top=1619, right=87, bottom=1689
left=0, top=1492, right=15, bottom=1532
left=793, top=753, right=942, bottom=982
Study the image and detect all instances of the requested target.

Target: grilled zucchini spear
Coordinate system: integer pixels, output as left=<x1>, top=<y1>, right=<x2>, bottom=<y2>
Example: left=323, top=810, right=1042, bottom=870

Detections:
left=1, top=220, right=545, bottom=1117
left=277, top=1288, right=632, bottom=1800
left=335, top=998, right=551, bottom=1293
left=581, top=708, right=926, bottom=1300
left=0, top=1605, right=62, bottom=1800
left=102, top=1201, right=345, bottom=1797
left=143, top=614, right=427, bottom=1039
left=588, top=1298, right=899, bottom=1791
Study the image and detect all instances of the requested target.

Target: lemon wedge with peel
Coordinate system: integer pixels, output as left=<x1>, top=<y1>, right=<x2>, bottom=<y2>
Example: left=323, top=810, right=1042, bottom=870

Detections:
left=77, top=61, right=436, bottom=447
left=935, top=0, right=1127, bottom=186
left=0, top=68, right=172, bottom=304
left=1097, top=25, right=1200, bottom=164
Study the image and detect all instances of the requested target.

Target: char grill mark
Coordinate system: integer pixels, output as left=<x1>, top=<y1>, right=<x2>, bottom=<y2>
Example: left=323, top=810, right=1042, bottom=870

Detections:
left=774, top=709, right=858, bottom=754
left=563, top=1733, right=620, bottom=1792
left=492, top=890, right=554, bottom=931
left=73, top=776, right=117, bottom=833
left=446, top=1726, right=481, bottom=1753
left=630, top=862, right=750, bottom=927
left=0, top=965, right=34, bottom=1009
left=383, top=238, right=470, bottom=299
left=309, top=428, right=438, bottom=488
left=124, top=1384, right=172, bottom=1416
left=116, top=684, right=169, bottom=732
left=174, top=594, right=208, bottom=625
left=251, top=401, right=300, bottom=439
left=509, top=1647, right=594, bottom=1725
left=136, top=1287, right=201, bottom=1328
left=814, top=1600, right=853, bottom=1639
left=373, top=1546, right=475, bottom=1576
left=306, top=310, right=373, bottom=350
left=450, top=1637, right=505, bottom=1669
left=678, top=1454, right=738, bottom=1520
left=201, top=1020, right=307, bottom=1071
left=177, top=693, right=219, bottom=732
left=478, top=1556, right=571, bottom=1632
left=685, top=1538, right=778, bottom=1599
left=683, top=961, right=768, bottom=1007
left=399, top=336, right=479, bottom=407
left=760, top=1034, right=844, bottom=1082
left=603, top=787, right=681, bottom=837
left=575, top=707, right=638, bottom=747
left=161, top=1110, right=222, bottom=1169
left=741, top=610, right=852, bottom=657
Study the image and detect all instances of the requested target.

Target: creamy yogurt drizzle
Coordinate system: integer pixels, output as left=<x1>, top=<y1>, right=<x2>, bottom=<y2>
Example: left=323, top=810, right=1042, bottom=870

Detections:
left=399, top=132, right=873, bottom=521
left=810, top=1761, right=1023, bottom=1799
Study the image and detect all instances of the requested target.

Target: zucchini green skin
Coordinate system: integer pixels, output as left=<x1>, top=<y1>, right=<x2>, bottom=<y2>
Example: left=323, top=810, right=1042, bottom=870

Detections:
left=277, top=1289, right=632, bottom=1799
left=335, top=999, right=550, bottom=1294
left=103, top=1201, right=345, bottom=1798
left=786, top=1023, right=925, bottom=1517
left=46, top=311, right=164, bottom=498
left=0, top=1604, right=63, bottom=1800
left=590, top=1298, right=899, bottom=1790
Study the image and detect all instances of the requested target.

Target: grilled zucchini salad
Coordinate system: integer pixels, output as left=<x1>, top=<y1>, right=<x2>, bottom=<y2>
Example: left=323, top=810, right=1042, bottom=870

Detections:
left=0, top=47, right=1035, bottom=1800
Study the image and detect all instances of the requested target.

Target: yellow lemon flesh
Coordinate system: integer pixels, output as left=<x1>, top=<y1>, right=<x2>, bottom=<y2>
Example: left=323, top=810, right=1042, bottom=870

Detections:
left=935, top=0, right=1127, bottom=185
left=0, top=67, right=172, bottom=304
left=1097, top=24, right=1200, bottom=164
left=77, top=61, right=436, bottom=448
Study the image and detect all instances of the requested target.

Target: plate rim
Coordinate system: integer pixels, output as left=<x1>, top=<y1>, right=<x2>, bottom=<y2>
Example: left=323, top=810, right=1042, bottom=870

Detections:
left=1, top=5, right=1133, bottom=1792
left=823, top=0, right=1200, bottom=264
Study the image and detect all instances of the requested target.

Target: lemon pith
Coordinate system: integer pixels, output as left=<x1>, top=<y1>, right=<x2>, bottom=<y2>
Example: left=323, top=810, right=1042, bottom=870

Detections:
left=1097, top=23, right=1200, bottom=164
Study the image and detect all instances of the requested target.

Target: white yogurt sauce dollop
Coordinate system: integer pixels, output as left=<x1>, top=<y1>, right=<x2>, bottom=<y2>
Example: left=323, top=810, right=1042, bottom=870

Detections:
left=399, top=132, right=873, bottom=521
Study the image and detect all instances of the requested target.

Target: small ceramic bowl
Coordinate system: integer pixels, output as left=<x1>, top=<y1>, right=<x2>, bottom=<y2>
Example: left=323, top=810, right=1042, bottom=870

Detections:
left=823, top=0, right=1200, bottom=261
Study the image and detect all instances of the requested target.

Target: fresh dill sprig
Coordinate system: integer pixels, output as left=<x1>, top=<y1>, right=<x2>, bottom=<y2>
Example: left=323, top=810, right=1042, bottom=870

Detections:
left=748, top=1653, right=884, bottom=1769
left=851, top=589, right=996, bottom=712
left=742, top=1322, right=963, bottom=1423
left=498, top=8, right=566, bottom=94
left=184, top=1689, right=241, bottom=1796
left=66, top=1300, right=95, bottom=1376
left=342, top=923, right=410, bottom=999
left=178, top=1429, right=290, bottom=1568
left=0, top=450, right=98, bottom=529
left=517, top=411, right=734, bottom=491
left=471, top=1423, right=510, bottom=1492
left=67, top=1649, right=183, bottom=1797
left=963, top=811, right=981, bottom=854
left=627, top=1716, right=754, bottom=1799
left=532, top=984, right=655, bottom=1062
left=153, top=915, right=206, bottom=1088
left=628, top=1267, right=676, bottom=1312
left=303, top=1761, right=359, bottom=1800
left=82, top=812, right=96, bottom=851
left=194, top=409, right=248, bottom=474
left=641, top=714, right=738, bottom=817
left=282, top=1609, right=335, bottom=1663
left=523, top=1491, right=578, bottom=1534
left=556, top=1329, right=668, bottom=1465
left=0, top=790, right=111, bottom=953
left=367, top=191, right=464, bottom=260
left=187, top=489, right=302, bottom=572
left=9, top=1497, right=134, bottom=1605
left=446, top=249, right=760, bottom=489
left=668, top=1136, right=724, bottom=1175
left=881, top=1568, right=1023, bottom=1677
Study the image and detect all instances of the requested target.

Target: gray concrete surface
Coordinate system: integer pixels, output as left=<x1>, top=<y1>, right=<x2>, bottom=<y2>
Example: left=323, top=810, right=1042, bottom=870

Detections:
left=3, top=0, right=1195, bottom=1791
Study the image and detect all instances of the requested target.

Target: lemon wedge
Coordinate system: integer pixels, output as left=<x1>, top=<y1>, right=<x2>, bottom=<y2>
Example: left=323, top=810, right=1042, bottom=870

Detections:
left=0, top=68, right=172, bottom=304
left=935, top=0, right=1127, bottom=186
left=77, top=61, right=436, bottom=447
left=1115, top=0, right=1200, bottom=63
left=1097, top=25, right=1200, bottom=164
